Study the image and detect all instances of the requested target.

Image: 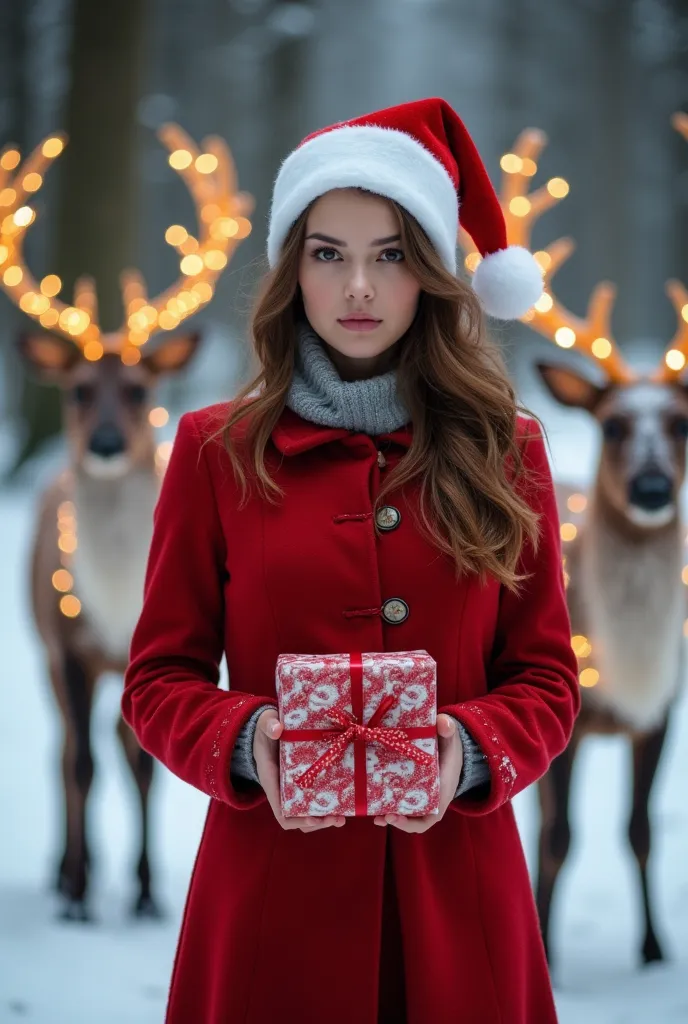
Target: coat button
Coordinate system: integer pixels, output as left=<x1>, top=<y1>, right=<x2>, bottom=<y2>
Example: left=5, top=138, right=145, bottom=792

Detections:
left=381, top=598, right=409, bottom=624
left=375, top=505, right=401, bottom=532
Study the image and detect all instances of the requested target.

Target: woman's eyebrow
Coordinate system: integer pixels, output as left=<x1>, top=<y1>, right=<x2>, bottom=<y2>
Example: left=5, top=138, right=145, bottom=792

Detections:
left=305, top=232, right=345, bottom=245
left=305, top=232, right=402, bottom=246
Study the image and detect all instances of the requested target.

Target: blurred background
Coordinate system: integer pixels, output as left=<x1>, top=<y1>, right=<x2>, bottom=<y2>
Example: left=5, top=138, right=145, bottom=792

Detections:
left=0, top=1, right=687, bottom=1021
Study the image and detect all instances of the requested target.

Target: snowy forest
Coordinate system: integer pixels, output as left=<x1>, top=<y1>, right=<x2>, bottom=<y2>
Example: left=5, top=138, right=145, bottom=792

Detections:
left=0, top=1, right=687, bottom=1021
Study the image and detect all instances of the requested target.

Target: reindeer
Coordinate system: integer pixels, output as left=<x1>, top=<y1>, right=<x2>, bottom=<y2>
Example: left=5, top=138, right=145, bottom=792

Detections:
left=0, top=124, right=253, bottom=920
left=462, top=114, right=688, bottom=968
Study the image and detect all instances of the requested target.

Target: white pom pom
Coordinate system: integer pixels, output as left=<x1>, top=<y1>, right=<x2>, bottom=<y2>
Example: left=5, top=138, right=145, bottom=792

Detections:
left=471, top=246, right=544, bottom=320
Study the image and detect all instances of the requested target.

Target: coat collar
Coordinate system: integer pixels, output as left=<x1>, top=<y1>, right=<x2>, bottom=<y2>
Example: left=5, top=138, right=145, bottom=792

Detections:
left=271, top=406, right=413, bottom=456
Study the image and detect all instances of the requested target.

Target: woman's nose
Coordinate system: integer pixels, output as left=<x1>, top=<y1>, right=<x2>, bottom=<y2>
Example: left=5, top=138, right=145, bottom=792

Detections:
left=345, top=266, right=375, bottom=301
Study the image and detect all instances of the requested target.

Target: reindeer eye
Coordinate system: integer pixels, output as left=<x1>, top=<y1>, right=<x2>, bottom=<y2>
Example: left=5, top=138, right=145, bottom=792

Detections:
left=71, top=383, right=95, bottom=406
left=669, top=416, right=688, bottom=439
left=123, top=383, right=147, bottom=405
left=602, top=416, right=628, bottom=442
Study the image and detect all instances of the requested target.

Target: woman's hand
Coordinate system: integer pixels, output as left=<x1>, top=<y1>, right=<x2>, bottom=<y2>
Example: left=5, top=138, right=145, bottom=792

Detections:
left=373, top=714, right=463, bottom=833
left=253, top=709, right=346, bottom=833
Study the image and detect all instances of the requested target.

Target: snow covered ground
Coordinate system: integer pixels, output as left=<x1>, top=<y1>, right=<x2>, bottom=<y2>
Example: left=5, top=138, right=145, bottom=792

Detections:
left=1, top=400, right=687, bottom=1023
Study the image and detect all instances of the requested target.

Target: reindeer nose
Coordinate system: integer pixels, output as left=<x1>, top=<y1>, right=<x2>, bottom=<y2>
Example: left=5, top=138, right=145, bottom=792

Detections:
left=88, top=423, right=126, bottom=459
left=628, top=472, right=673, bottom=511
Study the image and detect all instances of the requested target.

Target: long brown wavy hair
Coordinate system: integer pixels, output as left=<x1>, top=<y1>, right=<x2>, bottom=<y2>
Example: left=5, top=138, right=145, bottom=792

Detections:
left=219, top=191, right=544, bottom=592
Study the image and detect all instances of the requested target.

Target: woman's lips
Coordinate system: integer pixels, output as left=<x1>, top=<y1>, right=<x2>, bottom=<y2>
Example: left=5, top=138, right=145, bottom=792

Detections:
left=337, top=318, right=382, bottom=332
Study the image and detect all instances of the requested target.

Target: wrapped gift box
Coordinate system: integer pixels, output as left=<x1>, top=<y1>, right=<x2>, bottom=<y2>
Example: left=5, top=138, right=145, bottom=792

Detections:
left=276, top=650, right=440, bottom=818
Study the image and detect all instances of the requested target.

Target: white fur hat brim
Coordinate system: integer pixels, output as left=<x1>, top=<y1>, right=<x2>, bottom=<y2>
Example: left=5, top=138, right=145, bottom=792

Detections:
left=267, top=125, right=459, bottom=272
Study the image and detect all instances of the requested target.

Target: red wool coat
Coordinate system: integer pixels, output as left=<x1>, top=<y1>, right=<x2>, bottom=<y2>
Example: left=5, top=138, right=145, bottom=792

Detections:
left=123, top=402, right=580, bottom=1024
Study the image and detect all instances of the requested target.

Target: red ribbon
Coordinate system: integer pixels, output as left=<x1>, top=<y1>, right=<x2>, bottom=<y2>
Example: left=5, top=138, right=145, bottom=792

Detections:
left=280, top=652, right=436, bottom=815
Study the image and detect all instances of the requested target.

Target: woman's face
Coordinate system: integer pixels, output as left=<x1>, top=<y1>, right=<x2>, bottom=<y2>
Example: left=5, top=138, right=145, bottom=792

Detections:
left=297, top=189, right=421, bottom=380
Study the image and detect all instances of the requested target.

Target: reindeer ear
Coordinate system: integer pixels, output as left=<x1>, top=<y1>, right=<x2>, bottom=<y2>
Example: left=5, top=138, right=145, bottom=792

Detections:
left=535, top=361, right=608, bottom=412
left=17, top=332, right=82, bottom=380
left=140, top=332, right=201, bottom=375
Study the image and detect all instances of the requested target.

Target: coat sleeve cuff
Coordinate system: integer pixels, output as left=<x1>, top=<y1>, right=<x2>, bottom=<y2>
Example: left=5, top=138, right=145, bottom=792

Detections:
left=441, top=701, right=517, bottom=815
left=230, top=703, right=275, bottom=786
left=212, top=696, right=278, bottom=810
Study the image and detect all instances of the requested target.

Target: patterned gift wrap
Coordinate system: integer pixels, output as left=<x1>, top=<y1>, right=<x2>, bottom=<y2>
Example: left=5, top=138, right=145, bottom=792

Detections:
left=276, top=650, right=440, bottom=817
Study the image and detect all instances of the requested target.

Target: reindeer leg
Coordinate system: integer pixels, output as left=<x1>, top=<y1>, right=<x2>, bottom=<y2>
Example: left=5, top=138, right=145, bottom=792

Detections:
left=629, top=717, right=669, bottom=965
left=51, top=659, right=74, bottom=897
left=116, top=715, right=163, bottom=919
left=56, top=651, right=97, bottom=922
left=535, top=731, right=581, bottom=966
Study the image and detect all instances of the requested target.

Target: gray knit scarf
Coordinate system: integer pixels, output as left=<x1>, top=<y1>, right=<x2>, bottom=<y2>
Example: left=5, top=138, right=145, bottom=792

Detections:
left=285, top=321, right=410, bottom=435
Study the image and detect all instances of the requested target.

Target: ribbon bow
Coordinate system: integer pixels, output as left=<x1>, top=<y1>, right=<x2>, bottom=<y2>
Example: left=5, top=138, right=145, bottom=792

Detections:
left=294, top=694, right=434, bottom=789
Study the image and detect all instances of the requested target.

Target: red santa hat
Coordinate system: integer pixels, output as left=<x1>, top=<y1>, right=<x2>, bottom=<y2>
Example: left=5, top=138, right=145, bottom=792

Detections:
left=267, top=97, right=543, bottom=320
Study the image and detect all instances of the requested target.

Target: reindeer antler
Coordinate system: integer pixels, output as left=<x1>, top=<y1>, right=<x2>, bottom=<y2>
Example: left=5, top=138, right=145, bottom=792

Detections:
left=0, top=125, right=253, bottom=363
left=460, top=128, right=636, bottom=384
left=652, top=113, right=688, bottom=382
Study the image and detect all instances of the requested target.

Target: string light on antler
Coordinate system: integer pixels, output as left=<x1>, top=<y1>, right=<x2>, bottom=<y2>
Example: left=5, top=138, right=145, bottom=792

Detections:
left=0, top=124, right=254, bottom=363
left=466, top=114, right=688, bottom=386
left=460, top=128, right=636, bottom=385
left=655, top=278, right=688, bottom=379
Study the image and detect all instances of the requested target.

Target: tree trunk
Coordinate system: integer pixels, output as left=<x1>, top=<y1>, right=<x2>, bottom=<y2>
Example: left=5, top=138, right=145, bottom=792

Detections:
left=10, top=0, right=146, bottom=475
left=672, top=0, right=688, bottom=294
left=0, top=0, right=30, bottom=430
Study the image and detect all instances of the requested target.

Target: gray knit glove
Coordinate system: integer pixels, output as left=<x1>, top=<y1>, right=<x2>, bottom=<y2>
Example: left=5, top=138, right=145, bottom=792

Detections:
left=229, top=704, right=274, bottom=785
left=231, top=706, right=491, bottom=799
left=449, top=717, right=491, bottom=798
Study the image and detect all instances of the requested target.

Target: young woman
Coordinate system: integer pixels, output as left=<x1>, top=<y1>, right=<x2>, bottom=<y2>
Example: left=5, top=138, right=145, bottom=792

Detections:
left=123, top=97, right=579, bottom=1024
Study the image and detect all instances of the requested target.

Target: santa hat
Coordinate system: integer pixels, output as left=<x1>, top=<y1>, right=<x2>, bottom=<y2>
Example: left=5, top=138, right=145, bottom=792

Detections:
left=267, top=97, right=543, bottom=320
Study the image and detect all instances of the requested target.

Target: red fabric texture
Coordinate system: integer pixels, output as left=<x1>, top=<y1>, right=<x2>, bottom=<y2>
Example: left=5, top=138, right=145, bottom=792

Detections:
left=123, top=402, right=579, bottom=1024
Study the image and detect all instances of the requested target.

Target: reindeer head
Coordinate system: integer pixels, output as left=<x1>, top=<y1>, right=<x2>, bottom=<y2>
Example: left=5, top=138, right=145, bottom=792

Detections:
left=462, top=114, right=688, bottom=530
left=535, top=345, right=688, bottom=529
left=0, top=124, right=253, bottom=478
left=19, top=331, right=200, bottom=477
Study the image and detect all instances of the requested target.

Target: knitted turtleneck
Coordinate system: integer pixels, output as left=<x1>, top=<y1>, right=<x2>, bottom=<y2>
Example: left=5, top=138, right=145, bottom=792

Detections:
left=286, top=321, right=410, bottom=435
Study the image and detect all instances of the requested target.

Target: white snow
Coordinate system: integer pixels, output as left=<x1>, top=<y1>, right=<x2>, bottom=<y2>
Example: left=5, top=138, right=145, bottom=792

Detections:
left=1, top=403, right=687, bottom=1022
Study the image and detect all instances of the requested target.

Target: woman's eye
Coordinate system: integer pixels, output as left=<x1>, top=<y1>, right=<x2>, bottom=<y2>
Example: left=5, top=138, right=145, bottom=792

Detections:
left=378, top=248, right=405, bottom=263
left=313, top=247, right=341, bottom=262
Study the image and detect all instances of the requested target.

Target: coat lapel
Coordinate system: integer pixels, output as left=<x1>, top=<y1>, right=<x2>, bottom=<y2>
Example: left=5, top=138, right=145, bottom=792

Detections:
left=271, top=406, right=413, bottom=456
